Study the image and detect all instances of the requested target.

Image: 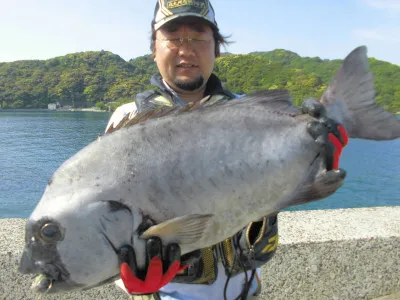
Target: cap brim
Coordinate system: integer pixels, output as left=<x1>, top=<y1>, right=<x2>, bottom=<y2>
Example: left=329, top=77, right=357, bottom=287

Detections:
left=154, top=13, right=217, bottom=31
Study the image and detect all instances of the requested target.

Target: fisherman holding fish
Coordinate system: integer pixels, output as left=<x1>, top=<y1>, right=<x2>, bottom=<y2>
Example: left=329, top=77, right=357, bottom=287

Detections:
left=20, top=0, right=400, bottom=299
left=104, top=1, right=348, bottom=299
left=19, top=0, right=400, bottom=297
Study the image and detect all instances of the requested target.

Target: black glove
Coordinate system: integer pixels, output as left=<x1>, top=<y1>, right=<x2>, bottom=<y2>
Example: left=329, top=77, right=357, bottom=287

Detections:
left=118, top=237, right=185, bottom=294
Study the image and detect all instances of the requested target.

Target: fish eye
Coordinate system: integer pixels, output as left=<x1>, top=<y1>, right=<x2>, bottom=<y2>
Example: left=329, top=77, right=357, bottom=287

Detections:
left=40, top=223, right=62, bottom=243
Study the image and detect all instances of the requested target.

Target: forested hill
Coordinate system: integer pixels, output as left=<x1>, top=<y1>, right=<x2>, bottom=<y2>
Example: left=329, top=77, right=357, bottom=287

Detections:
left=1, top=49, right=399, bottom=112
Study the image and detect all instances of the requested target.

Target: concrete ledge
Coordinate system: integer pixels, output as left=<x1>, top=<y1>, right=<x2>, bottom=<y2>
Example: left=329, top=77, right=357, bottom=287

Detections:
left=1, top=207, right=399, bottom=299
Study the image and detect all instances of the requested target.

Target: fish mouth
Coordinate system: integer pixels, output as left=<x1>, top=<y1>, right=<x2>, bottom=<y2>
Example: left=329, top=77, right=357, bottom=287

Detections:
left=29, top=268, right=119, bottom=294
left=21, top=231, right=121, bottom=294
left=20, top=252, right=114, bottom=294
left=30, top=273, right=83, bottom=294
left=24, top=265, right=82, bottom=294
left=19, top=247, right=80, bottom=294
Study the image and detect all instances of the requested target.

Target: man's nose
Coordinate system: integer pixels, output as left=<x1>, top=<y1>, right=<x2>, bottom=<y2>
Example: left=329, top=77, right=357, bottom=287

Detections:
left=178, top=40, right=196, bottom=56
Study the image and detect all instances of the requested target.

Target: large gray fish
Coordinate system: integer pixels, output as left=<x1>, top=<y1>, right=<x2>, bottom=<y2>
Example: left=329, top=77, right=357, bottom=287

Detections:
left=19, top=46, right=400, bottom=293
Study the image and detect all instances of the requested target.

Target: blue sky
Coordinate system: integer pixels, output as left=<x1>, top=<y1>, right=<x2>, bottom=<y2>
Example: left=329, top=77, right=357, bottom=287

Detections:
left=1, top=0, right=399, bottom=65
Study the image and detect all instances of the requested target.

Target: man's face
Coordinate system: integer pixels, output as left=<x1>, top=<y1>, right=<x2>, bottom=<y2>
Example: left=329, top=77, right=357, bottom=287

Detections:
left=154, top=18, right=216, bottom=93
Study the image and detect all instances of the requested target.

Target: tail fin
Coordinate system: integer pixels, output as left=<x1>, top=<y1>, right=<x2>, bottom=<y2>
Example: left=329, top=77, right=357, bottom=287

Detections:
left=320, top=46, right=400, bottom=140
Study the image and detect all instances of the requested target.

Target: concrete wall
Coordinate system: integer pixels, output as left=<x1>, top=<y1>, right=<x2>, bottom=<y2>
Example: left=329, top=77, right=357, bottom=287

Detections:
left=1, top=207, right=399, bottom=299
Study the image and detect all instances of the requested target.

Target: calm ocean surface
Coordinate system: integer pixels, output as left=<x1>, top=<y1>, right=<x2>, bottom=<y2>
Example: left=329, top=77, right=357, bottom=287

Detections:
left=0, top=110, right=399, bottom=218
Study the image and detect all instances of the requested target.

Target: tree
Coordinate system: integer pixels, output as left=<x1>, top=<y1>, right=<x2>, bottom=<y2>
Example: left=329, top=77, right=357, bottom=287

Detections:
left=95, top=101, right=106, bottom=110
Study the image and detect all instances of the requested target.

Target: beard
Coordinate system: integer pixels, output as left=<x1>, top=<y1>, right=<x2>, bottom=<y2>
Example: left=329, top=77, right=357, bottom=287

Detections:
left=174, top=76, right=204, bottom=91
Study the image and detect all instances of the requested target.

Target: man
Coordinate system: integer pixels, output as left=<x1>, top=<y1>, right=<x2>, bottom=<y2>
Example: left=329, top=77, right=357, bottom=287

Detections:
left=105, top=1, right=347, bottom=299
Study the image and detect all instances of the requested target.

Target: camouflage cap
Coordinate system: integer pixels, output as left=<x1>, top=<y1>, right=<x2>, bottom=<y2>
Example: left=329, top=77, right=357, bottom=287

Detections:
left=153, top=0, right=218, bottom=30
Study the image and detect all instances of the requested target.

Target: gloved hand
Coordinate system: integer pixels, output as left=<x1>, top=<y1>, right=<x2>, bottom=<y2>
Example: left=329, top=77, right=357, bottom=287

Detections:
left=302, top=98, right=349, bottom=170
left=118, top=237, right=187, bottom=294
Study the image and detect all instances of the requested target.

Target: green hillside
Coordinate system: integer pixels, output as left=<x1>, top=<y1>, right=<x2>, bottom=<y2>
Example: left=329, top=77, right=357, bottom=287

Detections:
left=1, top=49, right=399, bottom=112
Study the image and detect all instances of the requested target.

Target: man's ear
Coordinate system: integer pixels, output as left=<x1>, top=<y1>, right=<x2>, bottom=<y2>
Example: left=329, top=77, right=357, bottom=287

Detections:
left=152, top=49, right=156, bottom=62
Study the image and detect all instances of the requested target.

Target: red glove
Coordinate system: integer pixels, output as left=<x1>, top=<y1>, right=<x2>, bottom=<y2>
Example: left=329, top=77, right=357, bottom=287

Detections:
left=306, top=118, right=349, bottom=171
left=302, top=98, right=349, bottom=170
left=118, top=238, right=187, bottom=294
left=328, top=125, right=349, bottom=169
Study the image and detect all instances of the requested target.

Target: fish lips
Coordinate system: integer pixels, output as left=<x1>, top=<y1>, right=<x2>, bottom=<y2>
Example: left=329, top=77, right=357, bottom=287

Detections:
left=19, top=246, right=118, bottom=294
left=19, top=246, right=84, bottom=293
left=30, top=273, right=84, bottom=294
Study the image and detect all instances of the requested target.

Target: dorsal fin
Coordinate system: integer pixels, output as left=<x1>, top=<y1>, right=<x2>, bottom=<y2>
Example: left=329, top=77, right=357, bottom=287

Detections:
left=240, top=90, right=302, bottom=116
left=243, top=90, right=293, bottom=105
left=112, top=101, right=208, bottom=131
left=112, top=89, right=301, bottom=132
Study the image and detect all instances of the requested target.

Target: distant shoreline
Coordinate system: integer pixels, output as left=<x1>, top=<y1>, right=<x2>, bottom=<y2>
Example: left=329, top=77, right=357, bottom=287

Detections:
left=0, top=108, right=110, bottom=112
left=1, top=108, right=399, bottom=116
left=70, top=107, right=108, bottom=112
left=2, top=109, right=400, bottom=114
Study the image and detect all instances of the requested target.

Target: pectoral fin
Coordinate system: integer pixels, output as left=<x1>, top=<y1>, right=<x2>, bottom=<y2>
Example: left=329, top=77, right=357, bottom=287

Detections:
left=140, top=214, right=214, bottom=246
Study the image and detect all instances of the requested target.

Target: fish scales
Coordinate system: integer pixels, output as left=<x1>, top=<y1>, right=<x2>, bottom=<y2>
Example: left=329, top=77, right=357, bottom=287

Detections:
left=36, top=100, right=314, bottom=251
